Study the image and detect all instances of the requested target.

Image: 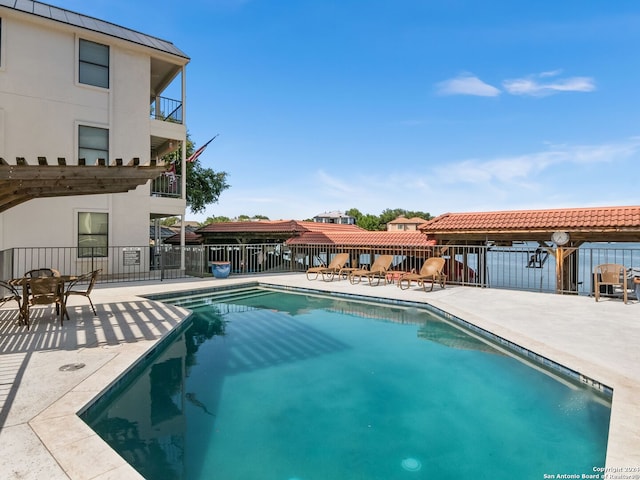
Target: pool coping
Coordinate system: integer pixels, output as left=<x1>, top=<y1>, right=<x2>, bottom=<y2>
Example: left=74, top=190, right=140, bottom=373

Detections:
left=1, top=274, right=639, bottom=479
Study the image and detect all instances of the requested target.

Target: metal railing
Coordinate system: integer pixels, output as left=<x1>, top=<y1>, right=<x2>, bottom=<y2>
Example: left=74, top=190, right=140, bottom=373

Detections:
left=1, top=243, right=639, bottom=297
left=150, top=96, right=183, bottom=124
left=282, top=242, right=640, bottom=296
left=151, top=174, right=182, bottom=197
left=1, top=246, right=191, bottom=283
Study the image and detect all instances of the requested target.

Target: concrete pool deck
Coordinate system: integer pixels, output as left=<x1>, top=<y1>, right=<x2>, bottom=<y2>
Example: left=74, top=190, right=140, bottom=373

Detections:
left=0, top=273, right=638, bottom=479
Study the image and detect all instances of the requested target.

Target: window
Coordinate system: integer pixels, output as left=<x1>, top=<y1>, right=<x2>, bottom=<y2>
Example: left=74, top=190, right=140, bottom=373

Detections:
left=79, top=39, right=109, bottom=88
left=78, top=125, right=108, bottom=165
left=78, top=212, right=108, bottom=258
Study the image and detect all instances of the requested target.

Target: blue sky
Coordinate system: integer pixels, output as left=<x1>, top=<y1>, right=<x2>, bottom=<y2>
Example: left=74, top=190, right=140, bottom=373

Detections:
left=52, top=0, right=640, bottom=221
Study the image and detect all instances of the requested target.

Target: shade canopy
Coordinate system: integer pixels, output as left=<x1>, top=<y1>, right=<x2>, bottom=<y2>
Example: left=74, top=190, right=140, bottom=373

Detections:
left=418, top=206, right=640, bottom=245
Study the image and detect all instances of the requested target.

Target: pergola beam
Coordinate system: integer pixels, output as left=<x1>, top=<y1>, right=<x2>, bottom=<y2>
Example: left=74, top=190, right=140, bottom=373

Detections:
left=0, top=157, right=169, bottom=213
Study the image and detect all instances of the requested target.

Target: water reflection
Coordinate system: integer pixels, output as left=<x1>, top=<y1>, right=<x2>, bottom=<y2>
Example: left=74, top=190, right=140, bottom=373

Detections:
left=85, top=306, right=227, bottom=480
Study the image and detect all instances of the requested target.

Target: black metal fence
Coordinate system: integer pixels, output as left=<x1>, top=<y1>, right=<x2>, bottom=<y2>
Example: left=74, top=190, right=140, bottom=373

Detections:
left=0, top=246, right=191, bottom=283
left=1, top=243, right=639, bottom=297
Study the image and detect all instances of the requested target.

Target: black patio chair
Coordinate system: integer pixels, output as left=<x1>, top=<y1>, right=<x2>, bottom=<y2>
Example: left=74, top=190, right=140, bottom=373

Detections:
left=0, top=280, right=27, bottom=329
left=64, top=269, right=101, bottom=318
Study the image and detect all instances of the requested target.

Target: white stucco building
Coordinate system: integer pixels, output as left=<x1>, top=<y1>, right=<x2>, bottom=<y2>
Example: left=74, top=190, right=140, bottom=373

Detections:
left=0, top=1, right=189, bottom=276
left=313, top=211, right=356, bottom=225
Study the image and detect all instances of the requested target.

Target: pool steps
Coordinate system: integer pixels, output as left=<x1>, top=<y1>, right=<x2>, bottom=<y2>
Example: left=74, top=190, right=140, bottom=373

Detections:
left=156, top=287, right=270, bottom=308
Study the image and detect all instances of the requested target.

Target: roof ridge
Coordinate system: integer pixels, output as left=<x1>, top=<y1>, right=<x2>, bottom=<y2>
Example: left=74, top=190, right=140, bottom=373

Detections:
left=441, top=205, right=640, bottom=216
left=6, top=0, right=189, bottom=59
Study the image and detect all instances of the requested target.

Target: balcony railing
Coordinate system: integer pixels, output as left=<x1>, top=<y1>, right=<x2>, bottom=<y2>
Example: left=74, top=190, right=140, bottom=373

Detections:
left=151, top=174, right=182, bottom=197
left=151, top=96, right=183, bottom=124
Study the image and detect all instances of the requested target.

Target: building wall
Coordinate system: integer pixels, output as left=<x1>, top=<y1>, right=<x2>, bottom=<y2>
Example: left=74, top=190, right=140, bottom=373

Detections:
left=387, top=223, right=419, bottom=232
left=0, top=8, right=186, bottom=254
left=313, top=214, right=355, bottom=225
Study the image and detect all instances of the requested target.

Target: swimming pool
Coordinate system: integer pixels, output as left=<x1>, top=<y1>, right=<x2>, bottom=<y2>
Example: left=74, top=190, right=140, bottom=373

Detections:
left=81, top=287, right=611, bottom=479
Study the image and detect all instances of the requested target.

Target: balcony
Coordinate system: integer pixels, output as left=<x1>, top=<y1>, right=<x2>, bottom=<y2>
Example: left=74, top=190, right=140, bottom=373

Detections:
left=151, top=96, right=183, bottom=124
left=151, top=173, right=182, bottom=197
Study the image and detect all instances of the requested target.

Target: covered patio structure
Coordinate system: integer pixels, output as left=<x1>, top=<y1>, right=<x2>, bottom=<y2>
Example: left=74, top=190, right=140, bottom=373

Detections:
left=418, top=205, right=640, bottom=293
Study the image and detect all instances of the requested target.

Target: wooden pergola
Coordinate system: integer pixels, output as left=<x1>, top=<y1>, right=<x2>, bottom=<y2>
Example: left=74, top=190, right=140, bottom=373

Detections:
left=0, top=156, right=168, bottom=212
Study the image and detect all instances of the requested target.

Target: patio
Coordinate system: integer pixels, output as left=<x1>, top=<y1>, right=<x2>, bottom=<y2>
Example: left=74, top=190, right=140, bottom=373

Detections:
left=0, top=273, right=638, bottom=479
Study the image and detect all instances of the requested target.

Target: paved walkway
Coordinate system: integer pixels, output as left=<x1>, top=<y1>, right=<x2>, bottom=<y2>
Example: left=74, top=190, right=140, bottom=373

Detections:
left=0, top=274, right=638, bottom=479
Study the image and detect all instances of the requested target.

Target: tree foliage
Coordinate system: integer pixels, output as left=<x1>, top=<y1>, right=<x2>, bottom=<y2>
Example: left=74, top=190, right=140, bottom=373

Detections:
left=186, top=161, right=229, bottom=214
left=345, top=208, right=363, bottom=223
left=346, top=207, right=432, bottom=231
left=202, top=215, right=231, bottom=224
left=358, top=214, right=383, bottom=231
left=159, top=216, right=179, bottom=227
left=200, top=214, right=269, bottom=225
left=379, top=208, right=432, bottom=226
left=164, top=133, right=230, bottom=214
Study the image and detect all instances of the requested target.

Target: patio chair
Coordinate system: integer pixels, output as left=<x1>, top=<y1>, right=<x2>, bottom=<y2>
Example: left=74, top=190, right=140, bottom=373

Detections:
left=594, top=264, right=628, bottom=304
left=398, top=257, right=446, bottom=292
left=64, top=269, right=101, bottom=318
left=25, top=268, right=61, bottom=277
left=0, top=280, right=27, bottom=328
left=306, top=253, right=350, bottom=281
left=28, top=276, right=66, bottom=325
left=348, top=255, right=394, bottom=286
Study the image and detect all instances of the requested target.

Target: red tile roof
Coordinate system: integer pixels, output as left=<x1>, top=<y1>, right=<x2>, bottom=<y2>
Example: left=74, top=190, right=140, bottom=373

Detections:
left=419, top=205, right=640, bottom=232
left=387, top=216, right=428, bottom=224
left=197, top=220, right=364, bottom=234
left=164, top=231, right=203, bottom=245
left=287, top=231, right=435, bottom=246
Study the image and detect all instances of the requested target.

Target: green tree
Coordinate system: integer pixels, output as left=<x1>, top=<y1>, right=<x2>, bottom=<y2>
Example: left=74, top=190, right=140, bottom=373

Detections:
left=346, top=207, right=363, bottom=224
left=379, top=208, right=431, bottom=226
left=165, top=133, right=230, bottom=214
left=345, top=207, right=431, bottom=231
left=159, top=216, right=179, bottom=227
left=346, top=207, right=379, bottom=230
left=358, top=214, right=382, bottom=231
left=202, top=215, right=230, bottom=224
left=406, top=210, right=432, bottom=221
left=379, top=208, right=407, bottom=226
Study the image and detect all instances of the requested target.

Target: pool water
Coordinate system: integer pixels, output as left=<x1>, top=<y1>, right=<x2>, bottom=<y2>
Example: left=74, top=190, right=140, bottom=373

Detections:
left=82, top=288, right=611, bottom=480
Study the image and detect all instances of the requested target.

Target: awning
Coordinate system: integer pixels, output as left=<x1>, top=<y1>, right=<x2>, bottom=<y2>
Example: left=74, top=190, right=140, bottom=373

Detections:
left=0, top=157, right=168, bottom=213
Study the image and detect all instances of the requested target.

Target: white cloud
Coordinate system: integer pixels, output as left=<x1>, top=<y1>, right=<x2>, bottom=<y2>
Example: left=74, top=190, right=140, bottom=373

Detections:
left=503, top=71, right=596, bottom=96
left=317, top=170, right=358, bottom=195
left=538, top=69, right=563, bottom=78
left=436, top=70, right=596, bottom=99
left=434, top=138, right=640, bottom=186
left=435, top=74, right=501, bottom=97
left=199, top=138, right=640, bottom=221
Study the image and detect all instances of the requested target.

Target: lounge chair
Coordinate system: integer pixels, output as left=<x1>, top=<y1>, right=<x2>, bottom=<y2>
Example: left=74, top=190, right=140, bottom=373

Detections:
left=306, top=253, right=350, bottom=281
left=0, top=280, right=27, bottom=328
left=398, top=257, right=446, bottom=292
left=64, top=269, right=101, bottom=317
left=348, top=254, right=394, bottom=286
left=594, top=264, right=628, bottom=304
